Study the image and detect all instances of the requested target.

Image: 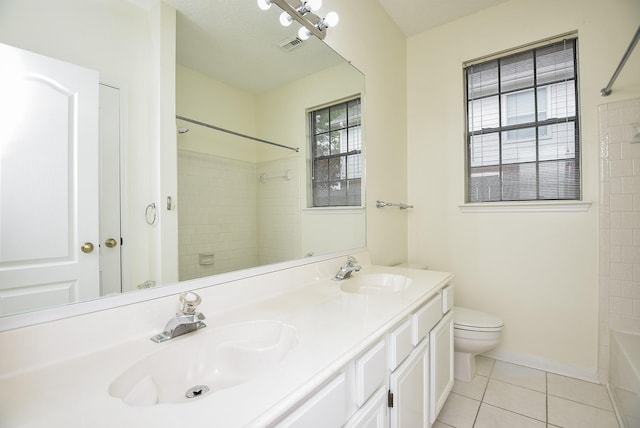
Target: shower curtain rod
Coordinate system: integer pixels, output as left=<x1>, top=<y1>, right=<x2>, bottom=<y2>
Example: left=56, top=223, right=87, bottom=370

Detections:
left=176, top=115, right=300, bottom=153
left=600, top=24, right=640, bottom=96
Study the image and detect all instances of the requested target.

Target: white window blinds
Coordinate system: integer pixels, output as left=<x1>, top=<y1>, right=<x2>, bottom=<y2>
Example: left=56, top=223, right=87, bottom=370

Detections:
left=465, top=37, right=580, bottom=203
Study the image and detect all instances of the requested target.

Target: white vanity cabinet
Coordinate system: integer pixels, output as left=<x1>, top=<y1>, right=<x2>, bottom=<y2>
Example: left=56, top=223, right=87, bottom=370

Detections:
left=388, top=285, right=454, bottom=428
left=278, top=284, right=454, bottom=428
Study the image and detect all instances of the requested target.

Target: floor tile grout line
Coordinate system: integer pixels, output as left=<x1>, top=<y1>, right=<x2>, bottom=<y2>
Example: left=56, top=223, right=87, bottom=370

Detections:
left=487, top=376, right=548, bottom=394
left=442, top=357, right=620, bottom=428
left=546, top=370, right=549, bottom=425
left=479, top=401, right=548, bottom=424
left=547, top=393, right=618, bottom=413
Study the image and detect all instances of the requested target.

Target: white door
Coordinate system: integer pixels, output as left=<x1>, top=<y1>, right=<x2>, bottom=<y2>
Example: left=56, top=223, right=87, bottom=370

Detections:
left=99, top=84, right=122, bottom=296
left=0, top=42, right=99, bottom=315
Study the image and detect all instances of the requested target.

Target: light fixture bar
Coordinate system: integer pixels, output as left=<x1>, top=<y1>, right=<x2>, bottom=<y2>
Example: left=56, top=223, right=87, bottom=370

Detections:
left=271, top=0, right=326, bottom=40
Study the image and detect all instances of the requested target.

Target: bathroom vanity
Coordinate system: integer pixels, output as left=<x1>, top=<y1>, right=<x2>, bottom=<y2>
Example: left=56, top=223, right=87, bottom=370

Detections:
left=0, top=252, right=454, bottom=427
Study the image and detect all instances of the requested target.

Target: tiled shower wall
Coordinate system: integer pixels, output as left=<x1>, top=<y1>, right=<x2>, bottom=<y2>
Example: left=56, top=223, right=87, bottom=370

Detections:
left=178, top=151, right=258, bottom=281
left=257, top=157, right=300, bottom=266
left=598, top=97, right=640, bottom=382
left=178, top=151, right=301, bottom=281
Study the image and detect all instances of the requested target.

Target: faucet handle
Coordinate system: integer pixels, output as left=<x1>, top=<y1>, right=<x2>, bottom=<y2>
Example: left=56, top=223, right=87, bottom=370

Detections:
left=179, top=291, right=202, bottom=314
left=346, top=256, right=358, bottom=265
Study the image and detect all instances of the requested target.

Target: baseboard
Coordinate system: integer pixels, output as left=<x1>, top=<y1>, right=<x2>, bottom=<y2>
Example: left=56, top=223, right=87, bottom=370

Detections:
left=606, top=383, right=627, bottom=428
left=483, top=349, right=600, bottom=384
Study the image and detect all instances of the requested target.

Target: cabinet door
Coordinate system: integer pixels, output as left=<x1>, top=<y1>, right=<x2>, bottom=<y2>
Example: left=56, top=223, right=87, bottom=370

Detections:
left=278, top=373, right=347, bottom=428
left=355, top=340, right=387, bottom=407
left=389, top=338, right=429, bottom=428
left=429, top=311, right=454, bottom=425
left=344, top=387, right=388, bottom=428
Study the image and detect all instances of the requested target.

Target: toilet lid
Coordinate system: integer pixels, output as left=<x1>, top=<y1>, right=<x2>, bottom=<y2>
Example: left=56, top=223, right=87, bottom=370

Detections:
left=454, top=306, right=504, bottom=331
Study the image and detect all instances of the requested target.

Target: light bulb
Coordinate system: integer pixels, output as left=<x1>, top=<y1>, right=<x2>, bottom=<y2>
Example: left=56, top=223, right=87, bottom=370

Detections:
left=306, top=0, right=322, bottom=12
left=324, top=11, right=339, bottom=27
left=279, top=11, right=292, bottom=26
left=298, top=26, right=311, bottom=40
left=257, top=0, right=272, bottom=11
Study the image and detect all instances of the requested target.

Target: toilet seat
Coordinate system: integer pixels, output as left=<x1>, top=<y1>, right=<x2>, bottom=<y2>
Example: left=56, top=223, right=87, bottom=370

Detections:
left=453, top=306, right=503, bottom=332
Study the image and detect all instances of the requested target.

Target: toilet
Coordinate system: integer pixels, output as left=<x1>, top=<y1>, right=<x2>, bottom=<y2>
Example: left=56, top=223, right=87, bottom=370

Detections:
left=392, top=264, right=504, bottom=383
left=453, top=306, right=503, bottom=382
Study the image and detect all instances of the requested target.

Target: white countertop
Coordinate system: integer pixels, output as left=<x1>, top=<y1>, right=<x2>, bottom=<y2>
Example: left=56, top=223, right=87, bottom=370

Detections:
left=0, top=264, right=453, bottom=428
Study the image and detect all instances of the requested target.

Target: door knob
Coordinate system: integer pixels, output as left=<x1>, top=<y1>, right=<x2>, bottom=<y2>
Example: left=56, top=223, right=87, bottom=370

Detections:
left=105, top=238, right=118, bottom=248
left=81, top=242, right=95, bottom=253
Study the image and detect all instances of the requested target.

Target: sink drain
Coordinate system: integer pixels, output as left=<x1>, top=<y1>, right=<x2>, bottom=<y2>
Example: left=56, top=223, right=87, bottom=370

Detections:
left=185, top=385, right=210, bottom=399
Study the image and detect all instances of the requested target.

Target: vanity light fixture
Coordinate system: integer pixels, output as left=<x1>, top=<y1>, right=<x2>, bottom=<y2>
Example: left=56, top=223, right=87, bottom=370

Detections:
left=258, top=0, right=339, bottom=40
left=297, top=26, right=312, bottom=41
left=279, top=12, right=293, bottom=26
left=257, top=0, right=273, bottom=11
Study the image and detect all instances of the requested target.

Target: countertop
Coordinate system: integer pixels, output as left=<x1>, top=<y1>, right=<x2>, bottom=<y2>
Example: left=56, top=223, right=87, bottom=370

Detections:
left=0, top=264, right=453, bottom=428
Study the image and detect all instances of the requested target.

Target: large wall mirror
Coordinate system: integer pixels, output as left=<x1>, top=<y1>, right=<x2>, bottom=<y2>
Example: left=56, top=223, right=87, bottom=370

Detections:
left=0, top=0, right=365, bottom=323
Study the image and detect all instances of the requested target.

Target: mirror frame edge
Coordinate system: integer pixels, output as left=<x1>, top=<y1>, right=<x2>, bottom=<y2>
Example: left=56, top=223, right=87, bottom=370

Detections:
left=0, top=247, right=368, bottom=332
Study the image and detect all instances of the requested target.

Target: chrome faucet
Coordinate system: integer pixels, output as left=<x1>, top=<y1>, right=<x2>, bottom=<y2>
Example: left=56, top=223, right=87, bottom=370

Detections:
left=151, top=291, right=206, bottom=343
left=333, top=256, right=362, bottom=280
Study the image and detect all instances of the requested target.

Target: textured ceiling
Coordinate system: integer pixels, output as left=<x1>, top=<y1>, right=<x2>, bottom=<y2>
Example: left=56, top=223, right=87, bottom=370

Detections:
left=378, top=0, right=510, bottom=36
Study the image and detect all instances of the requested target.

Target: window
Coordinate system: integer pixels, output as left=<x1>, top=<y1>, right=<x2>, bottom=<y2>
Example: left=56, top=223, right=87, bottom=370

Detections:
left=465, top=37, right=579, bottom=203
left=310, top=97, right=362, bottom=207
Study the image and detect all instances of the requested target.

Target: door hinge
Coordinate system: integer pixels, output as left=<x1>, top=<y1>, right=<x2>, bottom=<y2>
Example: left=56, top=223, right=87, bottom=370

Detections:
left=387, top=390, right=394, bottom=408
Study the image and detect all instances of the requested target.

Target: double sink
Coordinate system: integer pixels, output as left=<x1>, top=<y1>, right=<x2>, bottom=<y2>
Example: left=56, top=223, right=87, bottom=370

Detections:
left=109, top=273, right=410, bottom=406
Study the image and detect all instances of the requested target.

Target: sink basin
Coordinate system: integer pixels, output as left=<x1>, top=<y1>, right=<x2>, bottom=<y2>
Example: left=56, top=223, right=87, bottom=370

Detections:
left=340, top=273, right=411, bottom=294
left=109, top=320, right=296, bottom=406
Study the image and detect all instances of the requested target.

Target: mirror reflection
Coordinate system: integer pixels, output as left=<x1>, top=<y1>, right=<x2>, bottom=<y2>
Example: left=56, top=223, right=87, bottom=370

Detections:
left=0, top=0, right=365, bottom=319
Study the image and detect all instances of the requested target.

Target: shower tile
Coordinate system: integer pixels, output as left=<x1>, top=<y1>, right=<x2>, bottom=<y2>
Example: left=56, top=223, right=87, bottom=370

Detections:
left=610, top=194, right=633, bottom=212
left=611, top=263, right=633, bottom=281
left=610, top=296, right=633, bottom=315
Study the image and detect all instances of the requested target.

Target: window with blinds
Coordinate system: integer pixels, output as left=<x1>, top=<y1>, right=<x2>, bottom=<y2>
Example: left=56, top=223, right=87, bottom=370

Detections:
left=310, top=97, right=362, bottom=207
left=465, top=38, right=580, bottom=203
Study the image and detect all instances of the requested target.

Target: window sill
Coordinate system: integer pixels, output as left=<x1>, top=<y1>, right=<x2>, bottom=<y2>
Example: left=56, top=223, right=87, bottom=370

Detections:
left=458, top=201, right=592, bottom=213
left=302, top=207, right=365, bottom=215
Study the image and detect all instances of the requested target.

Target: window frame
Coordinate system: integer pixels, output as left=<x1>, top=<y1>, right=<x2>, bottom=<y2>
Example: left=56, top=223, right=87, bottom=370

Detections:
left=463, top=36, right=581, bottom=204
left=308, top=96, right=363, bottom=208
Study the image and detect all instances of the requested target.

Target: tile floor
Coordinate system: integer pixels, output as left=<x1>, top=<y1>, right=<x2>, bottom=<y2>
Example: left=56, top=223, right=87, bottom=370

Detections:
left=434, top=356, right=620, bottom=428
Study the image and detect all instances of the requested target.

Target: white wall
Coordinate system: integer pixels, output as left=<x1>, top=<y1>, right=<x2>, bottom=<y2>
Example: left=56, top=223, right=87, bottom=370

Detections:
left=323, top=0, right=409, bottom=266
left=176, top=64, right=259, bottom=162
left=256, top=62, right=365, bottom=257
left=406, top=0, right=640, bottom=379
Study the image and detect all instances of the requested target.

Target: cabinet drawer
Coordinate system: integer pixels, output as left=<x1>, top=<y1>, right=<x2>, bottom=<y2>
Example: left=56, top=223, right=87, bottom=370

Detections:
left=412, top=294, right=443, bottom=346
left=355, top=340, right=386, bottom=407
left=442, top=285, right=454, bottom=314
left=388, top=318, right=412, bottom=371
